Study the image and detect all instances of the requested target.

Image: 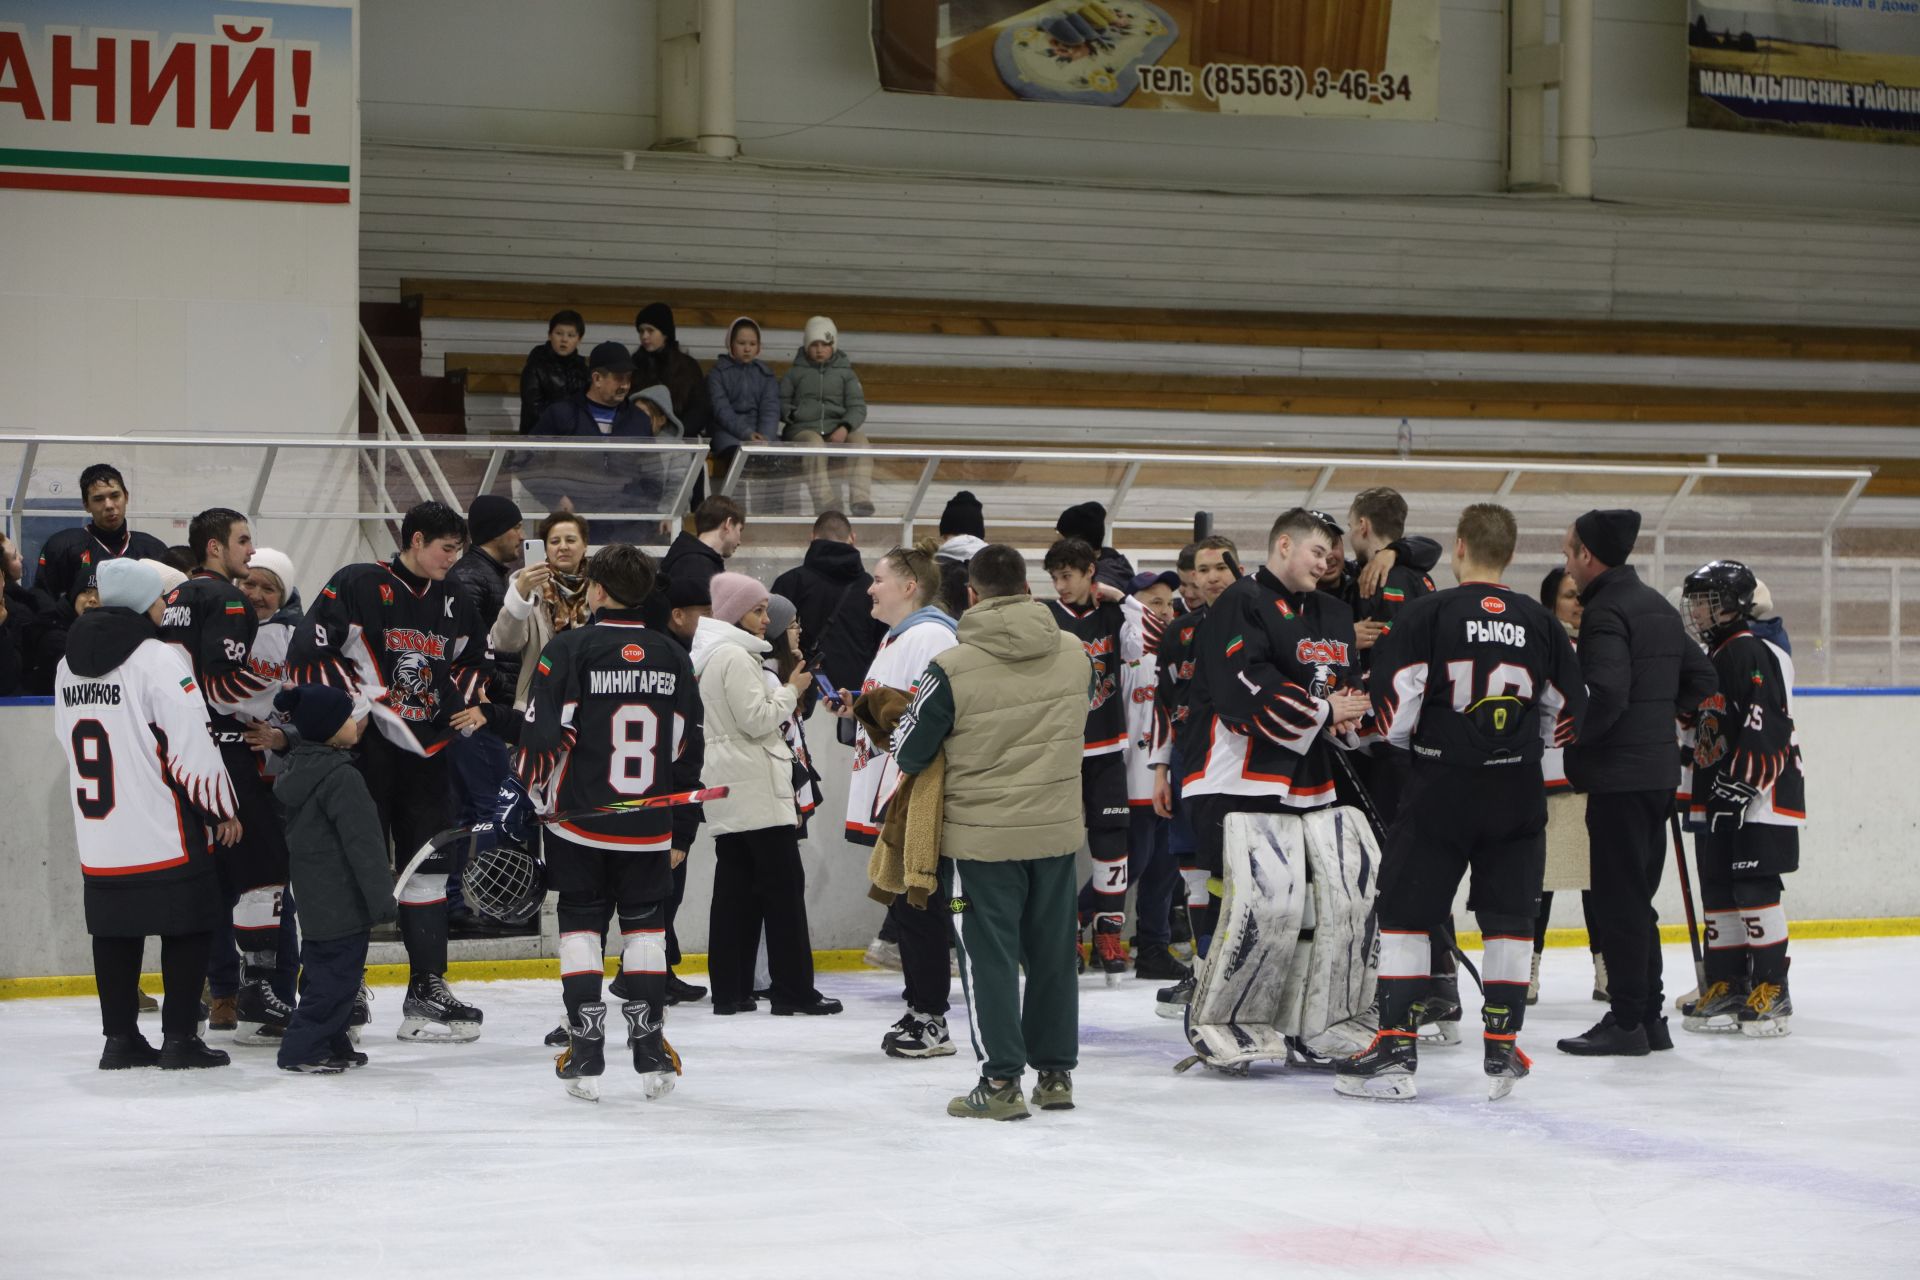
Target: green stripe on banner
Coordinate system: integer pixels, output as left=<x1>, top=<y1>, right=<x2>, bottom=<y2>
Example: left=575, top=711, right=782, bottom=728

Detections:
left=0, top=147, right=349, bottom=184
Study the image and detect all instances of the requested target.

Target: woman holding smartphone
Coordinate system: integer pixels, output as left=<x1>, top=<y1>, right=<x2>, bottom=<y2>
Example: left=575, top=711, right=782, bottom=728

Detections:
left=491, top=512, right=592, bottom=710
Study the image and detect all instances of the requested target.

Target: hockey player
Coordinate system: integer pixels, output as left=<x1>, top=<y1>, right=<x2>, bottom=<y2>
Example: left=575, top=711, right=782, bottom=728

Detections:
left=1043, top=537, right=1145, bottom=978
left=55, top=558, right=240, bottom=1070
left=1162, top=510, right=1370, bottom=1018
left=286, top=502, right=493, bottom=1041
left=1335, top=504, right=1584, bottom=1101
left=158, top=508, right=293, bottom=1045
left=1677, top=560, right=1804, bottom=1037
left=1152, top=535, right=1239, bottom=967
left=1119, top=570, right=1186, bottom=981
left=516, top=544, right=703, bottom=1100
left=32, top=463, right=171, bottom=610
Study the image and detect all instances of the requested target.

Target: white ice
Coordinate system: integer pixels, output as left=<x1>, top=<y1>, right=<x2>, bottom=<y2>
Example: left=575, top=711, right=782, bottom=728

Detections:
left=4, top=938, right=1917, bottom=1280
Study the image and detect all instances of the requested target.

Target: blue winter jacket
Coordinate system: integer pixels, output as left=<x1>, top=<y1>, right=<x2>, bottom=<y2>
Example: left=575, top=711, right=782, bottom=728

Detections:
left=706, top=353, right=781, bottom=453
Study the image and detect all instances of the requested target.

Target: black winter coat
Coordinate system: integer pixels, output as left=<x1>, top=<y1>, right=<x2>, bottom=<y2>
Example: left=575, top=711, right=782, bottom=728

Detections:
left=446, top=547, right=517, bottom=708
left=1563, top=565, right=1718, bottom=795
left=518, top=344, right=589, bottom=435
left=275, top=743, right=399, bottom=942
left=633, top=344, right=712, bottom=440
left=772, top=539, right=868, bottom=660
left=533, top=394, right=654, bottom=438
left=0, top=581, right=35, bottom=695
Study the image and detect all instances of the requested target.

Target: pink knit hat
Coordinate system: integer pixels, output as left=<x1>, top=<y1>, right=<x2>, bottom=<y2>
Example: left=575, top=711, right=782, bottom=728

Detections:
left=708, top=571, right=768, bottom=626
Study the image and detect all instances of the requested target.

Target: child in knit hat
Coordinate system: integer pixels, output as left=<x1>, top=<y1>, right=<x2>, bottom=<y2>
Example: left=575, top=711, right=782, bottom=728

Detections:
left=779, top=316, right=874, bottom=517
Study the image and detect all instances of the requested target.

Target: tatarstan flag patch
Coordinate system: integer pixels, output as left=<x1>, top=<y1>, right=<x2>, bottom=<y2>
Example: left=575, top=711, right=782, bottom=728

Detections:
left=321, top=585, right=337, bottom=600
left=536, top=657, right=552, bottom=676
left=1382, top=587, right=1405, bottom=603
left=224, top=602, right=246, bottom=615
left=1224, top=635, right=1244, bottom=658
left=179, top=676, right=197, bottom=693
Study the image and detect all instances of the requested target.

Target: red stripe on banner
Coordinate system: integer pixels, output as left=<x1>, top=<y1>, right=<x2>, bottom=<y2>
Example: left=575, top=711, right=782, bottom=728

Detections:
left=0, top=171, right=350, bottom=204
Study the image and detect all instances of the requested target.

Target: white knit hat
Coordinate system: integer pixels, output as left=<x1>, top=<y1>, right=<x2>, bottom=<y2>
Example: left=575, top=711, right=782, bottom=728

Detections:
left=96, top=558, right=164, bottom=612
left=151, top=563, right=188, bottom=596
left=802, top=315, right=836, bottom=348
left=249, top=547, right=297, bottom=596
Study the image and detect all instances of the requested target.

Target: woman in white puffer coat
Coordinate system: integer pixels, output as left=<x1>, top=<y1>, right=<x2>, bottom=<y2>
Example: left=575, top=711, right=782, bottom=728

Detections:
left=690, top=572, right=841, bottom=1018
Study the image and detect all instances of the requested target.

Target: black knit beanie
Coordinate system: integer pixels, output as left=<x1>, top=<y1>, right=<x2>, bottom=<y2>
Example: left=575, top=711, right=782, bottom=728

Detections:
left=636, top=302, right=676, bottom=346
left=941, top=491, right=986, bottom=539
left=1574, top=508, right=1642, bottom=567
left=1056, top=501, right=1107, bottom=549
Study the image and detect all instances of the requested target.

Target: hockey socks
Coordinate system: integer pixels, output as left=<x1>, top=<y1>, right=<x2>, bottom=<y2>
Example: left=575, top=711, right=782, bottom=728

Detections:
left=396, top=872, right=451, bottom=980
left=558, top=928, right=606, bottom=1016
left=233, top=885, right=284, bottom=979
left=1479, top=918, right=1534, bottom=1098
left=1375, top=929, right=1430, bottom=1033
left=618, top=917, right=668, bottom=1027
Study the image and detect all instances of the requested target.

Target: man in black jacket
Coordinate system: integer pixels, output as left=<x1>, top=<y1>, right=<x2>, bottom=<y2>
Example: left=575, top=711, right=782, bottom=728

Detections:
left=518, top=309, right=589, bottom=434
left=773, top=510, right=869, bottom=710
left=33, top=463, right=171, bottom=610
left=1557, top=508, right=1717, bottom=1057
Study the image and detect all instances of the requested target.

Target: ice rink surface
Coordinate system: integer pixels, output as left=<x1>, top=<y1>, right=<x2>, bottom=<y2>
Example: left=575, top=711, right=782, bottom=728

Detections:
left=4, top=937, right=1917, bottom=1279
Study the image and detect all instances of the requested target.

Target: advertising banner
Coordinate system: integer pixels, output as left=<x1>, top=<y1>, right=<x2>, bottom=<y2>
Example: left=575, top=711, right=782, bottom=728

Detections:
left=1688, top=0, right=1920, bottom=146
left=0, top=0, right=354, bottom=203
left=873, top=0, right=1439, bottom=120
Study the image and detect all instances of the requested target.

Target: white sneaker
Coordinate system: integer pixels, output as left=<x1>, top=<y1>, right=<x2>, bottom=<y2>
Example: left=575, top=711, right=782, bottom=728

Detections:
left=863, top=937, right=903, bottom=971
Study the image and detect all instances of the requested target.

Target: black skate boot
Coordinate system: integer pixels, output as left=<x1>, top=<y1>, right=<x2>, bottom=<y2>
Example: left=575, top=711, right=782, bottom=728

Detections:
left=1334, top=1029, right=1419, bottom=1101
left=543, top=1022, right=571, bottom=1047
left=1092, top=918, right=1128, bottom=986
left=556, top=1001, right=607, bottom=1102
left=1155, top=972, right=1197, bottom=1020
left=397, top=974, right=483, bottom=1043
left=1739, top=977, right=1792, bottom=1039
left=1169, top=901, right=1195, bottom=960
left=1681, top=979, right=1748, bottom=1033
left=624, top=1000, right=681, bottom=1101
left=159, top=1033, right=231, bottom=1070
left=232, top=978, right=292, bottom=1045
left=1133, top=942, right=1191, bottom=983
left=1484, top=1036, right=1532, bottom=1101
left=346, top=982, right=372, bottom=1045
left=1417, top=974, right=1463, bottom=1046
left=883, top=1010, right=957, bottom=1059
left=99, top=1033, right=161, bottom=1070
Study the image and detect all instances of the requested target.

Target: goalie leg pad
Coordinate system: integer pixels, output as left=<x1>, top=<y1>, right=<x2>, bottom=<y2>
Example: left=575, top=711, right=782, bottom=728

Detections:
left=1285, top=807, right=1384, bottom=1040
left=1181, top=812, right=1307, bottom=1070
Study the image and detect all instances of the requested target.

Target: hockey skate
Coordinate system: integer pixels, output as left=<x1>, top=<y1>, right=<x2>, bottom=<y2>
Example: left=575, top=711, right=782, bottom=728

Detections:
left=347, top=983, right=372, bottom=1045
left=1416, top=976, right=1463, bottom=1046
left=1168, top=901, right=1196, bottom=961
left=1333, top=1029, right=1418, bottom=1101
left=1681, top=980, right=1747, bottom=1033
left=232, top=979, right=292, bottom=1046
left=1133, top=942, right=1191, bottom=983
left=624, top=1000, right=681, bottom=1100
left=1092, top=919, right=1128, bottom=986
left=1484, top=1036, right=1532, bottom=1101
left=883, top=1011, right=957, bottom=1059
left=1155, top=972, right=1197, bottom=1020
left=555, top=1001, right=607, bottom=1102
left=397, top=975, right=484, bottom=1043
left=1738, top=979, right=1792, bottom=1038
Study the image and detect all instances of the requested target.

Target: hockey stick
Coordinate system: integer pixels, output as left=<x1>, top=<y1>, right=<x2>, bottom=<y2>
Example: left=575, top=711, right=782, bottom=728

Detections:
left=1668, top=809, right=1708, bottom=995
left=391, top=786, right=729, bottom=901
left=1325, top=744, right=1486, bottom=997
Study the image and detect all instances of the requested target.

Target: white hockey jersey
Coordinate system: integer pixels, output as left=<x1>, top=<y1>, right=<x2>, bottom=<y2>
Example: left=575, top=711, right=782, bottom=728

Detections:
left=1122, top=652, right=1166, bottom=807
left=845, top=616, right=958, bottom=845
left=55, top=637, right=238, bottom=877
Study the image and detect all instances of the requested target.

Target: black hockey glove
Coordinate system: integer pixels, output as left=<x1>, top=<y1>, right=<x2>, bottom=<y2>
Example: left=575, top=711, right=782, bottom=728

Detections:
left=1705, top=776, right=1759, bottom=833
left=494, top=778, right=536, bottom=844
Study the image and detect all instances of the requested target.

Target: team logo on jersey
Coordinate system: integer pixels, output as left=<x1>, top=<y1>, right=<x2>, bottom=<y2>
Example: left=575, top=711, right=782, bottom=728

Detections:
left=379, top=583, right=394, bottom=605
left=1296, top=639, right=1350, bottom=666
left=1481, top=596, right=1507, bottom=614
left=166, top=589, right=180, bottom=604
left=621, top=644, right=646, bottom=663
left=80, top=551, right=92, bottom=566
left=385, top=651, right=440, bottom=723
left=1422, top=575, right=1435, bottom=591
left=1751, top=668, right=1765, bottom=686
left=1276, top=599, right=1295, bottom=619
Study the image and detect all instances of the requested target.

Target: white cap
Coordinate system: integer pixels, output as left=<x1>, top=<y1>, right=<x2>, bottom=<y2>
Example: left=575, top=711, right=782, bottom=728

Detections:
left=249, top=547, right=297, bottom=596
left=96, top=558, right=164, bottom=612
left=803, top=315, right=836, bottom=348
left=151, top=563, right=188, bottom=596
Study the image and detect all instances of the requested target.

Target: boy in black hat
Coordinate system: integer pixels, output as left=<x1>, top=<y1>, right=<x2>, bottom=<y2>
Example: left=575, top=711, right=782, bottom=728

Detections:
left=1055, top=501, right=1135, bottom=595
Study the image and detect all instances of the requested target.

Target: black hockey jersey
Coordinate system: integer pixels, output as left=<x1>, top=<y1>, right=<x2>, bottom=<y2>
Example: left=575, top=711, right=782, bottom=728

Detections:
left=1370, top=582, right=1585, bottom=772
left=1328, top=535, right=1441, bottom=679
left=33, top=523, right=171, bottom=607
left=159, top=570, right=277, bottom=740
left=1184, top=568, right=1358, bottom=806
left=1048, top=598, right=1132, bottom=758
left=1153, top=603, right=1206, bottom=764
left=285, top=557, right=489, bottom=756
left=515, top=608, right=705, bottom=852
left=1687, top=630, right=1805, bottom=828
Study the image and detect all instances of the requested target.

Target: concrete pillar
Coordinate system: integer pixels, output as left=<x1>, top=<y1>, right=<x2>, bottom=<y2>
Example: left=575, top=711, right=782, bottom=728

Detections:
left=1559, top=0, right=1594, bottom=198
left=697, top=0, right=738, bottom=158
left=657, top=0, right=700, bottom=147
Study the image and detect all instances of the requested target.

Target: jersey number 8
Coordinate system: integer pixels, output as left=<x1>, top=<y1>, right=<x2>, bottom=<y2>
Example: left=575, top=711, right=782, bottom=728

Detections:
left=608, top=705, right=659, bottom=796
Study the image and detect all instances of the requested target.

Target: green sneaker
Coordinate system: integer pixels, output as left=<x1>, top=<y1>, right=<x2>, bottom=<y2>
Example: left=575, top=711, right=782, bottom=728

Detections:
left=947, top=1076, right=1030, bottom=1121
left=1033, top=1069, right=1074, bottom=1110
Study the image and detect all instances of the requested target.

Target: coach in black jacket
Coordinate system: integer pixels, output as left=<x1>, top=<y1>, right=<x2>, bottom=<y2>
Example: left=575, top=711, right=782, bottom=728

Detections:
left=1558, top=508, right=1717, bottom=1057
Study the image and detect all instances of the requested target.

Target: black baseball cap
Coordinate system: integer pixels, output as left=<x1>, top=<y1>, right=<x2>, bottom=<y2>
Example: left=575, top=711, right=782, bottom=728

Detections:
left=588, top=340, right=634, bottom=374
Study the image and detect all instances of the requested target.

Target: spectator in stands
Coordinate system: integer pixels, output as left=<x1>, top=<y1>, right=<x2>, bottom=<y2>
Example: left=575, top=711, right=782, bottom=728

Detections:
left=628, top=385, right=686, bottom=437
left=780, top=316, right=874, bottom=517
left=661, top=495, right=745, bottom=599
left=492, top=512, right=592, bottom=711
left=519, top=309, right=589, bottom=435
left=691, top=572, right=840, bottom=1017
left=707, top=317, right=780, bottom=464
left=773, top=510, right=867, bottom=713
left=634, top=302, right=713, bottom=441
left=0, top=532, right=29, bottom=695
left=1055, top=501, right=1135, bottom=595
left=33, top=464, right=171, bottom=610
left=935, top=491, right=988, bottom=620
left=533, top=341, right=645, bottom=437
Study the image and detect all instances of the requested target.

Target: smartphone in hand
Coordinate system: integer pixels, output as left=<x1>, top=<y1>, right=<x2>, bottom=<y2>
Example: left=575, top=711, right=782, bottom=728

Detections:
left=813, top=672, right=842, bottom=707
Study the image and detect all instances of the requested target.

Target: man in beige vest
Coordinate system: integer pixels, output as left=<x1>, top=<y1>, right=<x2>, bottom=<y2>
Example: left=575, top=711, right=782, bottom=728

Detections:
left=892, top=545, right=1094, bottom=1121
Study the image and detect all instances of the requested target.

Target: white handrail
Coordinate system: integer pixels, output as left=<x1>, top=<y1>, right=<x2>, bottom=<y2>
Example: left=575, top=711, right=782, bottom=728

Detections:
left=357, top=325, right=463, bottom=509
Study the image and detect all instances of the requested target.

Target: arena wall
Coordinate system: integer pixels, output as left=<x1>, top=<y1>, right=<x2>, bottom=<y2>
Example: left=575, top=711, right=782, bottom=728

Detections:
left=1, top=692, right=1912, bottom=982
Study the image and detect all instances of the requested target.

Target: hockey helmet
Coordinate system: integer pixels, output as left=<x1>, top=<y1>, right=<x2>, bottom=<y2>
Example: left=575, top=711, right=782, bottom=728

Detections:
left=1682, top=559, right=1757, bottom=646
left=461, top=832, right=546, bottom=925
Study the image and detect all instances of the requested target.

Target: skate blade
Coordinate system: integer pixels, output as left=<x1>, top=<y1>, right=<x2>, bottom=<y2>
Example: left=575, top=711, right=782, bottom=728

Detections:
left=1105, top=971, right=1123, bottom=987
left=1334, top=1073, right=1418, bottom=1101
left=1154, top=1001, right=1190, bottom=1021
left=1739, top=1017, right=1790, bottom=1039
left=396, top=1017, right=482, bottom=1043
left=1418, top=1021, right=1462, bottom=1046
left=347, top=1025, right=363, bottom=1045
left=1681, top=1015, right=1742, bottom=1034
left=639, top=1071, right=676, bottom=1101
left=231, top=1023, right=287, bottom=1046
left=1487, top=1075, right=1521, bottom=1102
left=564, top=1077, right=601, bottom=1102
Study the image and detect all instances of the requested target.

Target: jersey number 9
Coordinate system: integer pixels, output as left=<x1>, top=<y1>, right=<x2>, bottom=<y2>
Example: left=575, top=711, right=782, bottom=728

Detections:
left=70, top=720, right=116, bottom=819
